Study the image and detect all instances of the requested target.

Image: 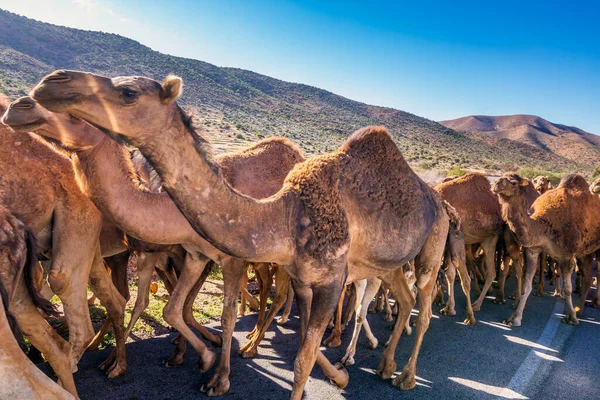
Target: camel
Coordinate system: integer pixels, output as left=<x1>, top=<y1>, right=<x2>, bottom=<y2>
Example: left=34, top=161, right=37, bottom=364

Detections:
left=32, top=70, right=453, bottom=398
left=435, top=173, right=503, bottom=312
left=492, top=172, right=600, bottom=326
left=3, top=94, right=304, bottom=396
left=586, top=178, right=600, bottom=308
left=533, top=176, right=553, bottom=194
left=0, top=206, right=74, bottom=400
left=0, top=101, right=130, bottom=396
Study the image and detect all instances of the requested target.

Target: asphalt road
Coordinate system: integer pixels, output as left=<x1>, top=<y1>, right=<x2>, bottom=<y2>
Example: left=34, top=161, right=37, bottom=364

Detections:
left=40, top=278, right=600, bottom=400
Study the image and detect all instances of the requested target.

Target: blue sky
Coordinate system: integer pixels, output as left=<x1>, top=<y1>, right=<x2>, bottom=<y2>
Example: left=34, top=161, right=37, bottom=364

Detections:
left=1, top=0, right=599, bottom=132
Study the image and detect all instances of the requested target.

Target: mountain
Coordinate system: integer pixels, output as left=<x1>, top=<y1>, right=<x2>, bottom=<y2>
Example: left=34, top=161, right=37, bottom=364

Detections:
left=0, top=9, right=591, bottom=174
left=440, top=115, right=600, bottom=168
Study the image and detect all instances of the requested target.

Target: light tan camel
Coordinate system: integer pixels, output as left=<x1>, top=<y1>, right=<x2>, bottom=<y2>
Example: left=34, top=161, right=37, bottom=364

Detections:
left=0, top=102, right=129, bottom=396
left=32, top=70, right=452, bottom=398
left=493, top=173, right=600, bottom=326
left=4, top=94, right=304, bottom=396
left=0, top=207, right=74, bottom=399
left=533, top=176, right=553, bottom=194
left=435, top=173, right=503, bottom=312
left=586, top=178, right=600, bottom=308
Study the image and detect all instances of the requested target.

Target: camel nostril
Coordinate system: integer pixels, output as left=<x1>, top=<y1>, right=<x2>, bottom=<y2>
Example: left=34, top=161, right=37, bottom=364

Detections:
left=12, top=102, right=34, bottom=110
left=44, top=71, right=72, bottom=83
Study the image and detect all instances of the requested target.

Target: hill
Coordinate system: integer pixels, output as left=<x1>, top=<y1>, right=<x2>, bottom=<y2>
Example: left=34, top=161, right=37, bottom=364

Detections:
left=0, top=8, right=591, bottom=174
left=440, top=115, right=600, bottom=168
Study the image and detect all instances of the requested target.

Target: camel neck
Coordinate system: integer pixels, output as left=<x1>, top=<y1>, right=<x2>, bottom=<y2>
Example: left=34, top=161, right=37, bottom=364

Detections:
left=130, top=110, right=291, bottom=263
left=73, top=136, right=200, bottom=245
left=499, top=193, right=541, bottom=248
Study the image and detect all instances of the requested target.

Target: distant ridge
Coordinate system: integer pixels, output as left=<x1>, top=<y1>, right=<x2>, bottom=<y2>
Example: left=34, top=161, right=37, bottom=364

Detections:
left=0, top=8, right=593, bottom=173
left=440, top=115, right=600, bottom=167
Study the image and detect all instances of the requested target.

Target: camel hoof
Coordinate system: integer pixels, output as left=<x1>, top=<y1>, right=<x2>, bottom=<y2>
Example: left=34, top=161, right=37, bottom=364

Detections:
left=590, top=299, right=600, bottom=309
left=508, top=294, right=517, bottom=300
left=240, top=347, right=258, bottom=359
left=367, top=307, right=377, bottom=314
left=369, top=338, right=379, bottom=350
left=403, top=326, right=412, bottom=336
left=163, top=358, right=183, bottom=368
left=392, top=372, right=416, bottom=391
left=276, top=316, right=289, bottom=325
left=106, top=362, right=127, bottom=379
left=376, top=359, right=396, bottom=380
left=493, top=297, right=506, bottom=305
left=323, top=333, right=342, bottom=348
left=440, top=306, right=456, bottom=317
left=198, top=350, right=217, bottom=374
left=553, top=291, right=561, bottom=297
left=384, top=314, right=394, bottom=322
left=464, top=315, right=477, bottom=326
left=503, top=316, right=521, bottom=327
left=471, top=303, right=481, bottom=312
left=200, top=377, right=231, bottom=397
left=329, top=363, right=349, bottom=389
left=171, top=334, right=181, bottom=345
left=561, top=315, right=579, bottom=325
left=212, top=335, right=223, bottom=348
left=341, top=354, right=355, bottom=366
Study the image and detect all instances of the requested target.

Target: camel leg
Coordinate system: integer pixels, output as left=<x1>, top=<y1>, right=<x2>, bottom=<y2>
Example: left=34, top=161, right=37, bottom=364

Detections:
left=10, top=282, right=78, bottom=398
left=376, top=268, right=416, bottom=381
left=87, top=251, right=131, bottom=352
left=440, top=253, right=457, bottom=317
left=535, top=252, right=547, bottom=297
left=342, top=283, right=357, bottom=327
left=168, top=262, right=222, bottom=367
left=240, top=267, right=290, bottom=358
left=504, top=249, right=540, bottom=326
left=446, top=231, right=476, bottom=325
left=341, top=278, right=381, bottom=366
left=123, top=252, right=161, bottom=340
left=87, top=249, right=128, bottom=378
left=199, top=258, right=246, bottom=396
left=246, top=263, right=272, bottom=339
left=495, top=253, right=511, bottom=304
left=471, top=235, right=499, bottom=312
left=162, top=252, right=215, bottom=371
left=278, top=273, right=294, bottom=325
left=289, top=274, right=348, bottom=400
left=238, top=268, right=248, bottom=316
left=575, top=254, right=593, bottom=317
left=466, top=246, right=481, bottom=296
left=561, top=261, right=579, bottom=325
left=322, top=285, right=346, bottom=347
left=156, top=267, right=176, bottom=295
left=382, top=285, right=394, bottom=321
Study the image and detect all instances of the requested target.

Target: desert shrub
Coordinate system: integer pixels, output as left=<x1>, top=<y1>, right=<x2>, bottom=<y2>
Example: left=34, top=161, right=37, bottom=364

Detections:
left=447, top=166, right=467, bottom=177
left=517, top=168, right=564, bottom=186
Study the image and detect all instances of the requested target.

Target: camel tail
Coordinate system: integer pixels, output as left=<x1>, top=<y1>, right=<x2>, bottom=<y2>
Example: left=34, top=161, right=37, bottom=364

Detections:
left=22, top=228, right=59, bottom=317
left=442, top=200, right=461, bottom=232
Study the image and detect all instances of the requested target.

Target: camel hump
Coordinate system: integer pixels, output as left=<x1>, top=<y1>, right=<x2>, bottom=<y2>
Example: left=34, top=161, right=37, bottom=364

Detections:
left=435, top=171, right=489, bottom=192
left=0, top=93, right=9, bottom=114
left=341, top=125, right=394, bottom=153
left=247, top=136, right=304, bottom=159
left=558, top=174, right=589, bottom=191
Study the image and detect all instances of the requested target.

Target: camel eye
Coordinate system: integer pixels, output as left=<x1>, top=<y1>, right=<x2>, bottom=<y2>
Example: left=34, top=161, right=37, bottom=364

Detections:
left=121, top=88, right=139, bottom=101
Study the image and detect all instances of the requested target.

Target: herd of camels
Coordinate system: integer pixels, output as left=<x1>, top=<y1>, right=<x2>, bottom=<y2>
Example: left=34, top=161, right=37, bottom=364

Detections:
left=0, top=69, right=599, bottom=399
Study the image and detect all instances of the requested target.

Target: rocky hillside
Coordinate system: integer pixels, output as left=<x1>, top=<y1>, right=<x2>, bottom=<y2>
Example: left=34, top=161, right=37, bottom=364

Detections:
left=0, top=9, right=591, bottom=174
left=440, top=115, right=600, bottom=168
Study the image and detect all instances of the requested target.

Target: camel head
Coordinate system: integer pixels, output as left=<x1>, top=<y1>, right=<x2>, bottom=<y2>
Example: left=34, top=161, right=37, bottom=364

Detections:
left=532, top=175, right=552, bottom=193
left=492, top=173, right=530, bottom=198
left=32, top=70, right=183, bottom=147
left=590, top=178, right=600, bottom=195
left=1, top=96, right=103, bottom=151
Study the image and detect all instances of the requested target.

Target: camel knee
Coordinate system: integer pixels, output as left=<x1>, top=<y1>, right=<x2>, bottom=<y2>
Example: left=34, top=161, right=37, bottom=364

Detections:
left=162, top=304, right=181, bottom=327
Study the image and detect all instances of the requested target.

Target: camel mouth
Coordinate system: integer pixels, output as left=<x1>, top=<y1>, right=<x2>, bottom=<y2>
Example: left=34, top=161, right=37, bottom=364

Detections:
left=2, top=118, right=46, bottom=132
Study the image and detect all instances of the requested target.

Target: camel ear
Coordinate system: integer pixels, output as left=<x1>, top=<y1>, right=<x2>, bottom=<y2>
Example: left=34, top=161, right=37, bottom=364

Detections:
left=160, top=75, right=183, bottom=104
left=520, top=179, right=529, bottom=186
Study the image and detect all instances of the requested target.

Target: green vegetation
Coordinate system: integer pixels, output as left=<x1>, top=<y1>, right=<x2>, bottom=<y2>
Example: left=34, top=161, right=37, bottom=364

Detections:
left=0, top=8, right=589, bottom=174
left=516, top=167, right=565, bottom=187
left=446, top=166, right=468, bottom=177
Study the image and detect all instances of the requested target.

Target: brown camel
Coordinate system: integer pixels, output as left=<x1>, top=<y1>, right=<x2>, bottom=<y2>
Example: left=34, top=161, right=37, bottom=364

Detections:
left=32, top=70, right=452, bottom=398
left=0, top=207, right=74, bottom=399
left=586, top=178, right=600, bottom=308
left=435, top=172, right=503, bottom=312
left=533, top=175, right=553, bottom=194
left=0, top=100, right=129, bottom=396
left=4, top=95, right=304, bottom=396
left=493, top=173, right=600, bottom=326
